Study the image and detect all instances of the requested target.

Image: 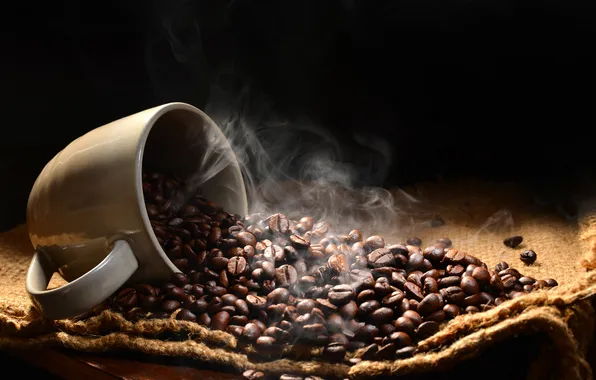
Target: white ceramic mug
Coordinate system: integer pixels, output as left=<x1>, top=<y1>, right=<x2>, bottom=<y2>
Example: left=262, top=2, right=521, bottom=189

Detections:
left=26, top=102, right=248, bottom=320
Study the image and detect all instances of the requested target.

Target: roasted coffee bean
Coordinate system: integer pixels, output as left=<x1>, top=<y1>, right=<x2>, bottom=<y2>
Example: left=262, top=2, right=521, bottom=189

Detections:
left=357, top=289, right=376, bottom=303
left=328, top=284, right=354, bottom=305
left=545, top=278, right=558, bottom=287
left=442, top=286, right=465, bottom=304
left=364, top=235, right=385, bottom=251
left=327, top=313, right=345, bottom=332
left=447, top=265, right=465, bottom=277
left=227, top=256, right=248, bottom=276
left=267, top=288, right=290, bottom=305
left=407, top=272, right=423, bottom=288
left=504, top=235, right=523, bottom=248
left=161, top=299, right=181, bottom=313
left=367, top=248, right=394, bottom=267
left=375, top=343, right=396, bottom=360
left=176, top=309, right=197, bottom=321
left=460, top=276, right=480, bottom=295
left=115, top=288, right=138, bottom=308
left=495, top=261, right=509, bottom=272
left=395, top=346, right=417, bottom=359
left=339, top=301, right=358, bottom=320
left=246, top=295, right=268, bottom=309
left=416, top=320, right=440, bottom=340
left=211, top=311, right=230, bottom=331
left=423, top=246, right=445, bottom=262
left=436, top=238, right=452, bottom=248
left=169, top=273, right=189, bottom=287
left=520, top=250, right=537, bottom=265
left=443, top=304, right=461, bottom=318
left=423, top=277, right=439, bottom=294
left=355, top=324, right=379, bottom=343
left=404, top=282, right=424, bottom=301
left=276, top=265, right=298, bottom=287
left=472, top=267, right=491, bottom=285
left=269, top=213, right=290, bottom=234
left=401, top=310, right=421, bottom=326
left=297, top=299, right=316, bottom=314
left=381, top=290, right=405, bottom=308
left=279, top=375, right=303, bottom=380
left=316, top=298, right=338, bottom=314
left=393, top=317, right=416, bottom=336
left=370, top=307, right=394, bottom=324
left=243, top=369, right=265, bottom=380
left=465, top=306, right=480, bottom=313
left=418, top=293, right=443, bottom=316
left=407, top=237, right=422, bottom=247
left=438, top=276, right=461, bottom=288
left=424, top=310, right=446, bottom=323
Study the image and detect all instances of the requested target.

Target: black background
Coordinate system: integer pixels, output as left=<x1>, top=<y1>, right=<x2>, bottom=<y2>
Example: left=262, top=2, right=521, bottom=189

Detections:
left=1, top=0, right=595, bottom=231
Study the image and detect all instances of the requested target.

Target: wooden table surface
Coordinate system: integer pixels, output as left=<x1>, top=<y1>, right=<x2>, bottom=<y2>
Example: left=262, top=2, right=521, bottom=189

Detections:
left=5, top=348, right=244, bottom=380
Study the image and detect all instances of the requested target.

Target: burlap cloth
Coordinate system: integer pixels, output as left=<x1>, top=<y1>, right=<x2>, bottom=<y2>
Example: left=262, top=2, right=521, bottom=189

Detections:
left=2, top=180, right=596, bottom=379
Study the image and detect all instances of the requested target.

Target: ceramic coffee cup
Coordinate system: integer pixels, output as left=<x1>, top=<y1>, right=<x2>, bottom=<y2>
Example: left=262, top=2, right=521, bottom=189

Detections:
left=26, top=102, right=248, bottom=320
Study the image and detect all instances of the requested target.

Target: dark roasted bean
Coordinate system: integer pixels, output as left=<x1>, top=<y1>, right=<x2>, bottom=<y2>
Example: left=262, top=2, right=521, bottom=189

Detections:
left=416, top=320, right=440, bottom=340
left=503, top=235, right=523, bottom=248
left=520, top=250, right=537, bottom=265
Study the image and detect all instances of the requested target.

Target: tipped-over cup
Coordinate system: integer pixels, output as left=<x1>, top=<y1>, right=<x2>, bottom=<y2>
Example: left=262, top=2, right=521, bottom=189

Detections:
left=26, top=102, right=248, bottom=319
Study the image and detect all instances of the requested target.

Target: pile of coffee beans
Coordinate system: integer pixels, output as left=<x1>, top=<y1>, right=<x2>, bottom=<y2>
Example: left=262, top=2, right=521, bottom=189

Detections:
left=110, top=171, right=559, bottom=365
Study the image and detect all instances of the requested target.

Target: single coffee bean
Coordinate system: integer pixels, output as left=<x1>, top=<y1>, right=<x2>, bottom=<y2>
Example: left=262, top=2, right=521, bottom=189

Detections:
left=246, top=295, right=268, bottom=310
left=423, top=277, right=439, bottom=294
left=416, top=320, right=440, bottom=340
left=241, top=323, right=261, bottom=342
left=171, top=272, right=190, bottom=287
left=279, top=375, right=304, bottom=380
left=409, top=299, right=420, bottom=312
left=442, top=286, right=465, bottom=304
left=460, top=276, right=480, bottom=295
left=227, top=256, right=248, bottom=276
left=406, top=253, right=425, bottom=272
left=327, top=313, right=345, bottom=333
left=393, top=317, right=416, bottom=336
left=520, top=250, right=537, bottom=265
left=370, top=307, right=394, bottom=324
left=328, top=284, right=354, bottom=305
left=237, top=231, right=257, bottom=247
left=375, top=343, right=396, bottom=360
left=382, top=290, right=405, bottom=308
left=267, top=288, right=290, bottom=305
left=364, top=235, right=385, bottom=251
left=436, top=238, right=452, bottom=248
left=407, top=237, right=422, bottom=247
left=297, top=299, right=316, bottom=314
left=276, top=265, right=298, bottom=287
left=395, top=346, right=417, bottom=359
left=211, top=311, right=230, bottom=331
left=494, top=297, right=506, bottom=306
left=417, top=293, right=443, bottom=316
left=115, top=288, right=138, bottom=307
left=176, top=309, right=197, bottom=321
left=290, top=234, right=310, bottom=249
left=404, top=282, right=424, bottom=301
left=443, top=304, right=461, bottom=319
left=447, top=265, right=465, bottom=277
left=465, top=306, right=480, bottom=313
left=472, top=267, right=491, bottom=285
left=359, top=343, right=379, bottom=360
left=402, top=310, right=422, bottom=326
left=503, top=235, right=523, bottom=248
left=359, top=300, right=381, bottom=316
left=355, top=324, right=379, bottom=343
left=424, top=310, right=446, bottom=323
left=495, top=261, right=509, bottom=272
left=438, top=276, right=461, bottom=288
left=243, top=369, right=265, bottom=380
left=161, top=299, right=181, bottom=313
left=269, top=213, right=290, bottom=234
left=340, top=301, right=358, bottom=320
left=545, top=278, right=558, bottom=287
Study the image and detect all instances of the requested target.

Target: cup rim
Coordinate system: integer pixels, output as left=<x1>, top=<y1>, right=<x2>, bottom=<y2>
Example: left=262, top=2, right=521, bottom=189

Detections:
left=134, top=102, right=248, bottom=274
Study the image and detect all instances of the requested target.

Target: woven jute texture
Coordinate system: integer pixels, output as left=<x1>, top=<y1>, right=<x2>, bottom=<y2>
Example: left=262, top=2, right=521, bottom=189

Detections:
left=1, top=180, right=596, bottom=380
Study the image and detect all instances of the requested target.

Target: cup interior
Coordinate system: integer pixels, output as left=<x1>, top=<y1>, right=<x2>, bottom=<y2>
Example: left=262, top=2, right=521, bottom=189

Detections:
left=141, top=106, right=248, bottom=217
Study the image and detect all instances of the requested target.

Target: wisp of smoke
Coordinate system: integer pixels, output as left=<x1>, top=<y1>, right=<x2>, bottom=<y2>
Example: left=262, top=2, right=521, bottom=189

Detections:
left=150, top=0, right=425, bottom=239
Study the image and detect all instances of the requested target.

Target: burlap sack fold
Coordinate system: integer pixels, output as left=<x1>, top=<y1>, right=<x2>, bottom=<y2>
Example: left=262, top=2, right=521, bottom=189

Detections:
left=1, top=180, right=596, bottom=380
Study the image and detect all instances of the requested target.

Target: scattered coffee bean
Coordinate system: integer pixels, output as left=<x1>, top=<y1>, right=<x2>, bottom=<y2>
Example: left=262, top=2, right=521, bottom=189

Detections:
left=504, top=235, right=523, bottom=248
left=520, top=250, right=537, bottom=265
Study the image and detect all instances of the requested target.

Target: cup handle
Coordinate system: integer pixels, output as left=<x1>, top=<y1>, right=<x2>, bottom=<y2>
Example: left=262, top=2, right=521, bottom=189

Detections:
left=26, top=240, right=139, bottom=320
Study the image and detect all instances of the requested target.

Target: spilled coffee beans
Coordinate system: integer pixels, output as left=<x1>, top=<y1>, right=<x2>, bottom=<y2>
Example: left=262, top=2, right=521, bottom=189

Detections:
left=108, top=171, right=560, bottom=368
